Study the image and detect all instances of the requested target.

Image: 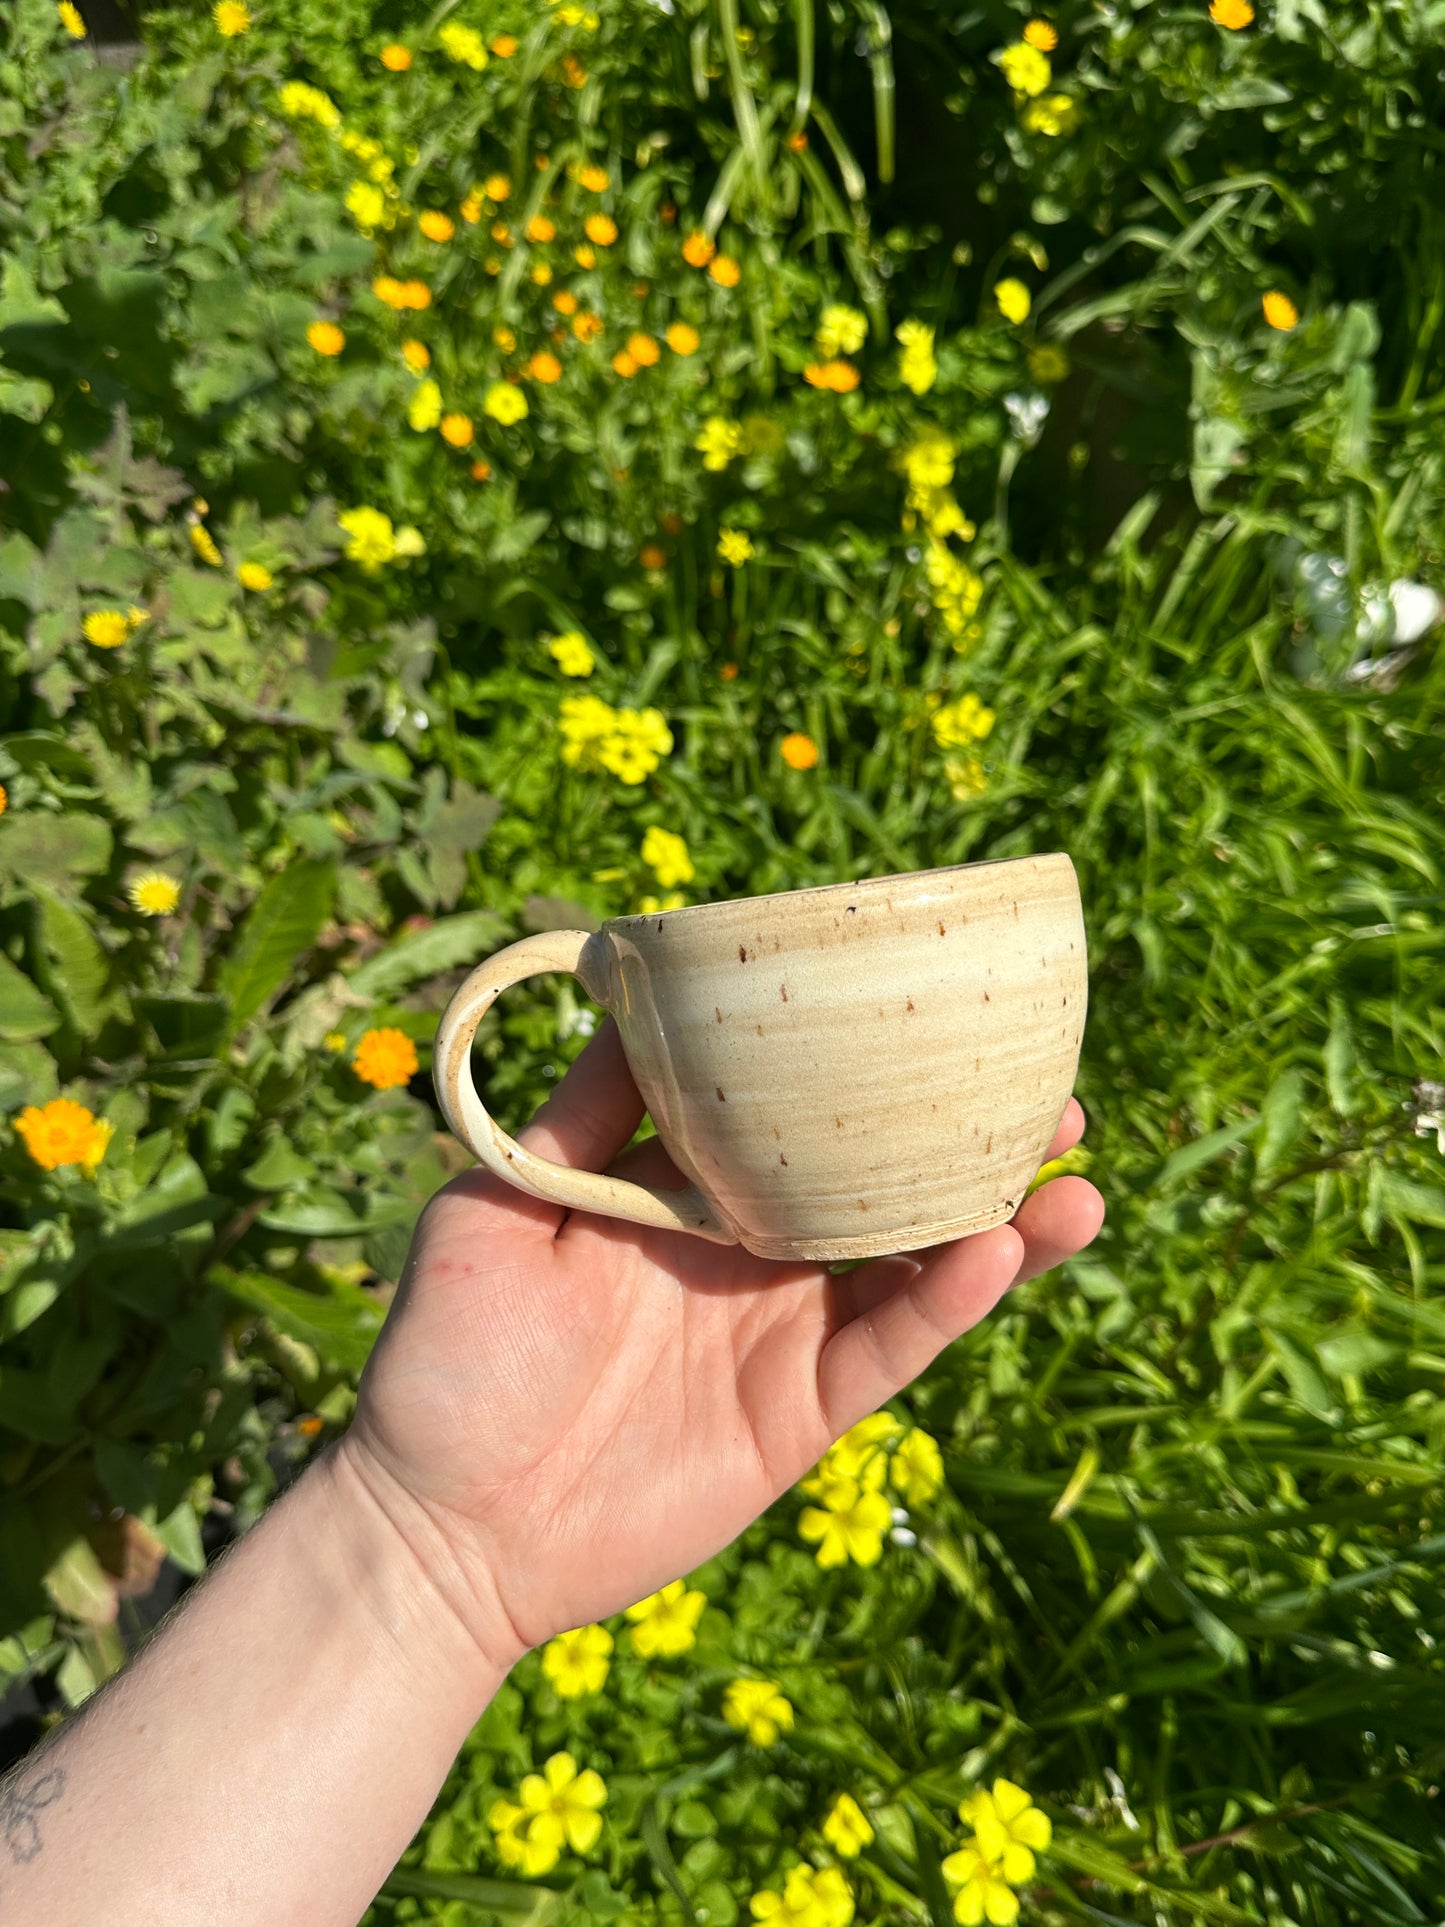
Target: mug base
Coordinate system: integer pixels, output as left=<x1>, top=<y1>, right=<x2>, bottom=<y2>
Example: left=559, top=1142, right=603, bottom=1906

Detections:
left=741, top=1197, right=1021, bottom=1264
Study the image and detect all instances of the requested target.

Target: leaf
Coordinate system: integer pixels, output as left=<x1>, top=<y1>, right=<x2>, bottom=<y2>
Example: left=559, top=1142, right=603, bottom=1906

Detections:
left=218, top=859, right=337, bottom=1027
left=1156, top=1116, right=1260, bottom=1188
left=212, top=1266, right=385, bottom=1374
left=135, top=992, right=229, bottom=1056
left=43, top=1537, right=117, bottom=1628
left=0, top=1039, right=57, bottom=1111
left=152, top=1501, right=205, bottom=1577
left=1323, top=994, right=1360, bottom=1116
left=242, top=1136, right=320, bottom=1190
left=1266, top=1327, right=1339, bottom=1421
left=1254, top=1066, right=1305, bottom=1184
left=345, top=910, right=509, bottom=1001
left=1379, top=1170, right=1445, bottom=1231
left=34, top=890, right=109, bottom=1038
left=0, top=953, right=60, bottom=1041
left=0, top=812, right=113, bottom=889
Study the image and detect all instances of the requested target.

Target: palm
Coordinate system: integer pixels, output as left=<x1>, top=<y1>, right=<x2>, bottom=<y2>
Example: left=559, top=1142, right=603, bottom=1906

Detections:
left=350, top=1023, right=1104, bottom=1649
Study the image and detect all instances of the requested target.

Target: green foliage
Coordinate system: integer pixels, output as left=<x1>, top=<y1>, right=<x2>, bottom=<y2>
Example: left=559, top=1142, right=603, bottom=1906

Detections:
left=2, top=0, right=1445, bottom=1920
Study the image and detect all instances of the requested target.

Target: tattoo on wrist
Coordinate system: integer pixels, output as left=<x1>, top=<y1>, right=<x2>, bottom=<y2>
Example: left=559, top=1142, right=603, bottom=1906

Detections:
left=0, top=1762, right=68, bottom=1878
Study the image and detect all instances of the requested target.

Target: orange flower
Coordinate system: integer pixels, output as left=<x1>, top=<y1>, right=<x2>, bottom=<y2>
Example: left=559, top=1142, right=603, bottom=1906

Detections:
left=719, top=661, right=739, bottom=681
left=553, top=289, right=579, bottom=315
left=573, top=243, right=596, bottom=269
left=1262, top=289, right=1299, bottom=330
left=494, top=324, right=517, bottom=352
left=786, top=129, right=808, bottom=152
left=403, top=280, right=432, bottom=309
left=1209, top=0, right=1254, bottom=22
left=612, top=349, right=638, bottom=377
left=660, top=201, right=678, bottom=225
left=527, top=213, right=557, bottom=243
left=1023, top=18, right=1058, bottom=49
left=491, top=221, right=513, bottom=246
left=529, top=350, right=563, bottom=382
left=471, top=458, right=492, bottom=480
left=577, top=162, right=609, bottom=192
left=585, top=212, right=618, bottom=246
left=419, top=210, right=455, bottom=242
left=531, top=263, right=554, bottom=286
left=380, top=42, right=411, bottom=69
left=460, top=193, right=484, bottom=223
left=353, top=1027, right=419, bottom=1091
left=804, top=359, right=859, bottom=392
left=491, top=32, right=517, bottom=55
left=562, top=52, right=586, bottom=86
left=485, top=173, right=512, bottom=201
left=13, top=1097, right=112, bottom=1173
left=441, top=413, right=475, bottom=446
left=0, top=783, right=7, bottom=815
left=307, top=319, right=345, bottom=356
left=627, top=332, right=660, bottom=367
left=573, top=312, right=604, bottom=342
left=402, top=338, right=431, bottom=372
left=781, top=732, right=819, bottom=770
left=708, top=254, right=741, bottom=288
left=666, top=321, right=700, bottom=355
left=682, top=231, right=715, bottom=267
left=640, top=543, right=667, bottom=570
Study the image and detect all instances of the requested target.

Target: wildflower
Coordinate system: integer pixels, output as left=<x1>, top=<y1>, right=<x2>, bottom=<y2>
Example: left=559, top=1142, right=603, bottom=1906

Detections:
left=932, top=694, right=995, bottom=749
left=562, top=52, right=587, bottom=85
left=585, top=213, right=618, bottom=246
left=439, top=21, right=488, bottom=67
left=541, top=1624, right=613, bottom=1698
left=489, top=1798, right=531, bottom=1870
left=1023, top=17, right=1058, bottom=47
left=550, top=291, right=578, bottom=318
left=573, top=312, right=604, bottom=341
left=439, top=413, right=473, bottom=447
left=560, top=697, right=674, bottom=784
left=461, top=193, right=484, bottom=223
left=890, top=1428, right=944, bottom=1505
left=307, top=319, right=345, bottom=356
left=723, top=1678, right=794, bottom=1747
left=822, top=1794, right=875, bottom=1859
left=190, top=523, right=222, bottom=566
left=695, top=416, right=744, bottom=470
left=573, top=243, right=596, bottom=268
left=1209, top=0, right=1254, bottom=23
left=624, top=1578, right=706, bottom=1656
left=419, top=210, right=455, bottom=242
left=946, top=751, right=988, bottom=797
left=708, top=254, right=741, bottom=287
left=528, top=350, right=563, bottom=383
left=394, top=525, right=426, bottom=557
left=751, top=1865, right=852, bottom=1927
left=628, top=333, right=661, bottom=367
left=998, top=41, right=1051, bottom=96
left=471, top=459, right=492, bottom=481
left=484, top=381, right=529, bottom=424
left=719, top=661, right=739, bottom=680
left=1027, top=342, right=1069, bottom=383
left=1263, top=289, right=1299, bottom=330
left=896, top=318, right=938, bottom=394
left=237, top=561, right=273, bottom=591
left=83, top=609, right=133, bottom=649
left=781, top=732, right=819, bottom=770
left=494, top=324, right=518, bottom=352
left=57, top=2, right=86, bottom=35
left=642, top=826, right=694, bottom=888
left=527, top=214, right=557, bottom=243
left=380, top=42, right=411, bottom=69
left=485, top=173, right=512, bottom=201
left=682, top=231, right=716, bottom=267
left=612, top=350, right=638, bottom=378
left=549, top=631, right=595, bottom=677
left=128, top=871, right=182, bottom=916
left=1020, top=92, right=1078, bottom=136
left=803, top=1413, right=902, bottom=1498
left=277, top=81, right=340, bottom=126
left=577, top=162, right=609, bottom=192
left=718, top=529, right=754, bottom=566
left=958, top=1780, right=1052, bottom=1884
left=0, top=785, right=7, bottom=814
left=322, top=1031, right=347, bottom=1052
left=13, top=1099, right=112, bottom=1174
left=941, top=1842, right=1020, bottom=1927
left=799, top=1476, right=893, bottom=1568
left=354, top=1027, right=419, bottom=1090
left=510, top=1752, right=608, bottom=1873
left=408, top=379, right=443, bottom=431
left=640, top=543, right=667, bottom=569
left=346, top=181, right=386, bottom=233
left=994, top=279, right=1031, bottom=324
left=338, top=505, right=398, bottom=571
left=817, top=304, right=867, bottom=358
left=213, top=0, right=250, bottom=35
left=378, top=276, right=431, bottom=311
left=402, top=338, right=431, bottom=372
left=804, top=360, right=860, bottom=393
left=491, top=32, right=518, bottom=55
left=666, top=321, right=699, bottom=355
left=787, top=129, right=808, bottom=151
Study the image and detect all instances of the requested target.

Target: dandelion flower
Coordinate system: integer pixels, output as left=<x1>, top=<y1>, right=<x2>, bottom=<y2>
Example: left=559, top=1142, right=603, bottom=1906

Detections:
left=354, top=1027, right=419, bottom=1090
left=1263, top=289, right=1298, bottom=330
left=1023, top=17, right=1058, bottom=48
left=491, top=32, right=518, bottom=56
left=441, top=412, right=474, bottom=447
left=471, top=458, right=492, bottom=481
left=695, top=416, right=744, bottom=470
left=717, top=528, right=754, bottom=566
left=0, top=785, right=7, bottom=815
left=237, top=561, right=273, bottom=591
left=338, top=506, right=398, bottom=571
left=83, top=610, right=132, bottom=649
left=525, top=214, right=557, bottom=244
left=573, top=311, right=604, bottom=341
left=723, top=1678, right=793, bottom=1747
left=541, top=1625, right=613, bottom=1699
left=642, top=826, right=694, bottom=888
left=781, top=732, right=819, bottom=770
left=998, top=41, right=1051, bottom=95
left=408, top=378, right=443, bottom=431
left=484, top=381, right=529, bottom=424
left=896, top=318, right=938, bottom=394
left=577, top=162, right=609, bottom=192
left=419, top=210, right=455, bottom=242
left=401, top=338, right=431, bottom=372
left=804, top=359, right=859, bottom=393
left=277, top=81, right=340, bottom=126
left=549, top=631, right=595, bottom=677
left=528, top=350, right=563, bottom=383
left=823, top=1794, right=875, bottom=1860
left=439, top=21, right=488, bottom=67
left=380, top=42, right=411, bottom=68
left=562, top=53, right=587, bottom=86
left=585, top=213, right=618, bottom=246
left=682, top=231, right=716, bottom=267
left=1020, top=92, right=1079, bottom=136
left=13, top=1099, right=112, bottom=1174
left=625, top=1579, right=706, bottom=1656
left=628, top=332, right=661, bottom=367
left=307, top=319, right=345, bottom=356
left=213, top=0, right=250, bottom=35
left=1209, top=0, right=1255, bottom=24
left=191, top=523, right=223, bottom=566
left=639, top=543, right=667, bottom=569
left=994, top=278, right=1031, bottom=324
left=552, top=290, right=580, bottom=317
left=666, top=321, right=699, bottom=355
left=612, top=349, right=638, bottom=378
left=129, top=871, right=182, bottom=916
left=494, top=324, right=518, bottom=352
left=708, top=254, right=741, bottom=287
left=57, top=2, right=86, bottom=36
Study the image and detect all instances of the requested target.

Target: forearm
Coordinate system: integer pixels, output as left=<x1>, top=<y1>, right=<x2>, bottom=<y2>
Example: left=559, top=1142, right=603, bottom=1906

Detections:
left=0, top=1438, right=519, bottom=1927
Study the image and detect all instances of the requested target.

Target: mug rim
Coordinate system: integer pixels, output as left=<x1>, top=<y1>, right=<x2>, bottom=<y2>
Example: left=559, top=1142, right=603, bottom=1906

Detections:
left=606, top=850, right=1075, bottom=930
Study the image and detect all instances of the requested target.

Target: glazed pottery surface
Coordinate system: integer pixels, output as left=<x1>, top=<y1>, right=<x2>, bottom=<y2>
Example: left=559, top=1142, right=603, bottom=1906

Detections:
left=434, top=852, right=1087, bottom=1261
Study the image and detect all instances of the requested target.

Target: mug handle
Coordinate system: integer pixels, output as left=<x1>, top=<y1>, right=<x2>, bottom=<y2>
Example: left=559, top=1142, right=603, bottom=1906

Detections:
left=433, top=929, right=738, bottom=1244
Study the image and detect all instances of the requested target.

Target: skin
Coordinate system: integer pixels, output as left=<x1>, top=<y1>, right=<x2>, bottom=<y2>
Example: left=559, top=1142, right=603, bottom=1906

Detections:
left=0, top=1020, right=1103, bottom=1925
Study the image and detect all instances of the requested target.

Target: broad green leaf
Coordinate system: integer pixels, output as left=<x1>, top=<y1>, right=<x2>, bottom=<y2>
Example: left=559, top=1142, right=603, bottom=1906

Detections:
left=219, top=859, right=336, bottom=1027
left=0, top=811, right=113, bottom=889
left=1254, top=1065, right=1305, bottom=1183
left=35, top=890, right=109, bottom=1037
left=135, top=992, right=230, bottom=1056
left=212, top=1266, right=384, bottom=1374
left=0, top=953, right=59, bottom=1041
left=345, top=909, right=508, bottom=1000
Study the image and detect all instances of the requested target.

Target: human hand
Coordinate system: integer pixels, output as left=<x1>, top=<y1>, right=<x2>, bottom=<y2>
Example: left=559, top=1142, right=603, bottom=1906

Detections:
left=340, top=1020, right=1105, bottom=1666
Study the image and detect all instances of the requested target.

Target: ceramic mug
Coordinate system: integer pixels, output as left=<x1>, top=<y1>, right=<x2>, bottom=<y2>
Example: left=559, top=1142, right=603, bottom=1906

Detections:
left=433, top=853, right=1087, bottom=1262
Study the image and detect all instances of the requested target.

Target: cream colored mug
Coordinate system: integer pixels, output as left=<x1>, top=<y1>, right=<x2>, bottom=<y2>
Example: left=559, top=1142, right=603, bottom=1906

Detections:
left=433, top=853, right=1087, bottom=1262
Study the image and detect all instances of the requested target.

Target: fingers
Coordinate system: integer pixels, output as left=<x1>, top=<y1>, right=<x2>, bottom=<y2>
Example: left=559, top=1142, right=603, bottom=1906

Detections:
left=815, top=1224, right=1025, bottom=1437
left=515, top=1017, right=646, bottom=1169
left=1010, top=1174, right=1105, bottom=1283
left=1042, top=1096, right=1087, bottom=1167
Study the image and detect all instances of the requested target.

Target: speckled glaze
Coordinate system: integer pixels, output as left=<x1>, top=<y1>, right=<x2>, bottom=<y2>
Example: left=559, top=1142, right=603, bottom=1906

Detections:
left=434, top=853, right=1087, bottom=1262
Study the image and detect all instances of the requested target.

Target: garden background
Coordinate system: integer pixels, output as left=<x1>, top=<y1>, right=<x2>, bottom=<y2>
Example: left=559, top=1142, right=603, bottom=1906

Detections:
left=2, top=0, right=1445, bottom=1918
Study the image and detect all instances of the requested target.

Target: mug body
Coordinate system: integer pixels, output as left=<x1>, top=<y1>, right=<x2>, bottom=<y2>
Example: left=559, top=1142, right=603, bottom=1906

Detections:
left=578, top=853, right=1087, bottom=1261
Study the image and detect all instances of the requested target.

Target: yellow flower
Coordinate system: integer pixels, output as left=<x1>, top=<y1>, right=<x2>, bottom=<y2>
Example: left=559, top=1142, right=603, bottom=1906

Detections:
left=277, top=81, right=340, bottom=127
left=889, top=1427, right=944, bottom=1505
left=941, top=1843, right=1019, bottom=1927
left=724, top=1678, right=794, bottom=1747
left=529, top=350, right=563, bottom=384
left=628, top=332, right=661, bottom=367
left=932, top=693, right=996, bottom=750
left=1263, top=289, right=1299, bottom=330
left=441, top=412, right=474, bottom=447
left=624, top=1579, right=706, bottom=1656
left=353, top=1026, right=419, bottom=1090
left=683, top=231, right=716, bottom=267
left=549, top=631, right=595, bottom=677
left=527, top=214, right=557, bottom=243
left=489, top=1797, right=531, bottom=1870
left=799, top=1476, right=893, bottom=1568
left=642, top=826, right=694, bottom=888
left=816, top=304, right=867, bottom=358
left=57, top=2, right=86, bottom=36
left=494, top=323, right=518, bottom=351
left=552, top=291, right=579, bottom=316
left=695, top=416, right=744, bottom=471
left=439, top=21, right=488, bottom=67
left=1027, top=342, right=1070, bottom=383
left=585, top=212, right=618, bottom=246
left=13, top=1099, right=112, bottom=1174
left=408, top=379, right=443, bottom=431
left=191, top=523, right=223, bottom=566
left=573, top=242, right=596, bottom=268
left=958, top=1780, right=1052, bottom=1884
left=802, top=1413, right=900, bottom=1496
left=346, top=181, right=387, bottom=232
left=338, top=505, right=397, bottom=571
left=322, top=1031, right=347, bottom=1052
left=237, top=561, right=273, bottom=591
left=998, top=41, right=1051, bottom=96
left=708, top=254, right=741, bottom=287
left=666, top=321, right=700, bottom=355
left=82, top=609, right=132, bottom=649
left=1020, top=92, right=1078, bottom=137
left=461, top=192, right=484, bottom=223
left=380, top=42, right=411, bottom=69
left=1210, top=0, right=1255, bottom=23
left=822, top=1793, right=875, bottom=1859
left=393, top=525, right=426, bottom=558
left=804, top=360, right=860, bottom=393
left=573, top=311, right=604, bottom=341
left=780, top=731, right=819, bottom=770
left=485, top=173, right=512, bottom=202
left=401, top=338, right=431, bottom=372
left=419, top=210, right=455, bottom=242
left=1023, top=17, right=1058, bottom=47
left=492, top=33, right=518, bottom=56
left=484, top=381, right=530, bottom=424
left=560, top=697, right=674, bottom=784
left=516, top=1752, right=608, bottom=1865
left=307, top=319, right=345, bottom=356
left=944, top=755, right=987, bottom=799
left=541, top=1624, right=613, bottom=1699
left=751, top=1865, right=853, bottom=1927
left=994, top=279, right=1031, bottom=324
left=213, top=0, right=250, bottom=35
left=639, top=892, right=686, bottom=915
left=128, top=871, right=182, bottom=916
left=895, top=317, right=938, bottom=394
left=717, top=528, right=754, bottom=566
left=577, top=162, right=610, bottom=192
